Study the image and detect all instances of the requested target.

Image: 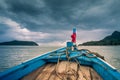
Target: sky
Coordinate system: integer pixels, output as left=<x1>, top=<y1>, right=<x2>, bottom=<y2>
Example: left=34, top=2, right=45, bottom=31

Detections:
left=0, top=0, right=120, bottom=46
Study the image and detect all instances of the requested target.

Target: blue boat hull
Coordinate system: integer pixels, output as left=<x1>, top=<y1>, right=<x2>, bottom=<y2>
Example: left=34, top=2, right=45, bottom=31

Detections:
left=0, top=47, right=120, bottom=80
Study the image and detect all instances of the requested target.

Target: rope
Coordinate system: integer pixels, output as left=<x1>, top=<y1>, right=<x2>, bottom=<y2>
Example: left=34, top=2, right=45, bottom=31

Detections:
left=80, top=49, right=105, bottom=60
left=54, top=48, right=79, bottom=80
left=74, top=58, right=89, bottom=80
left=51, top=48, right=105, bottom=80
left=65, top=48, right=70, bottom=61
left=54, top=48, right=91, bottom=80
left=54, top=54, right=64, bottom=80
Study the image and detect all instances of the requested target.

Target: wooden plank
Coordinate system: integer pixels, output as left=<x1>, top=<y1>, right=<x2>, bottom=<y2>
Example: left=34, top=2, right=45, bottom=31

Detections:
left=21, top=65, right=45, bottom=80
left=89, top=68, right=103, bottom=80
left=54, top=61, right=69, bottom=80
left=48, top=71, right=56, bottom=80
left=54, top=61, right=78, bottom=80
left=66, top=62, right=78, bottom=80
left=56, top=61, right=69, bottom=73
left=35, top=64, right=55, bottom=80
left=49, top=74, right=56, bottom=80
left=54, top=76, right=62, bottom=80
left=21, top=61, right=103, bottom=80
left=79, top=66, right=91, bottom=80
left=77, top=67, right=87, bottom=80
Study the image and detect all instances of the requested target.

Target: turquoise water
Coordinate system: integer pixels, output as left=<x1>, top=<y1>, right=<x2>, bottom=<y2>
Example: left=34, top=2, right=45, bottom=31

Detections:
left=0, top=46, right=120, bottom=72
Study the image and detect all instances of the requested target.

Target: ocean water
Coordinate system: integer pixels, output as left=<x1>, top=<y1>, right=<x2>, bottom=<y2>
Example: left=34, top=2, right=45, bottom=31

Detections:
left=0, top=46, right=120, bottom=72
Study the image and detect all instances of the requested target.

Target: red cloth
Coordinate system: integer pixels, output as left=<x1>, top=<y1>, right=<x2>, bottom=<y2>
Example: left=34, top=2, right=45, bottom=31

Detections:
left=71, top=33, right=76, bottom=43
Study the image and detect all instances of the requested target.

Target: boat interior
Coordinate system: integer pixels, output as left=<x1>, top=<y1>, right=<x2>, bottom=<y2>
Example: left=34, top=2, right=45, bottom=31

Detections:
left=21, top=61, right=102, bottom=80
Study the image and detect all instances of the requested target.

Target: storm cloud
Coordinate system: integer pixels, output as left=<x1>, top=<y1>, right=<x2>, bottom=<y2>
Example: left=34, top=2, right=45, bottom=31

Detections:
left=0, top=0, right=120, bottom=45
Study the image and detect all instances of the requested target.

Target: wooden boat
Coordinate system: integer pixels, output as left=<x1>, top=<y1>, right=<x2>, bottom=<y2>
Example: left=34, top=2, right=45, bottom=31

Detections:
left=0, top=42, right=120, bottom=80
left=0, top=28, right=120, bottom=80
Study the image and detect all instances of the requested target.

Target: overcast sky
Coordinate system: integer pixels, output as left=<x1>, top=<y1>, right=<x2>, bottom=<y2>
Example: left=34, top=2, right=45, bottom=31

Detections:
left=0, top=0, right=120, bottom=46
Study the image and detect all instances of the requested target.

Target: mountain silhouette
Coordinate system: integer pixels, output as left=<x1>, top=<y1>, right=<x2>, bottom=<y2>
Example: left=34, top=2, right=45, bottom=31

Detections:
left=0, top=40, right=38, bottom=46
left=81, top=31, right=120, bottom=46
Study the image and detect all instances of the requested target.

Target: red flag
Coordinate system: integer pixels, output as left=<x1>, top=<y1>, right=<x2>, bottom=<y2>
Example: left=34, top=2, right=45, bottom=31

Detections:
left=71, top=33, right=76, bottom=43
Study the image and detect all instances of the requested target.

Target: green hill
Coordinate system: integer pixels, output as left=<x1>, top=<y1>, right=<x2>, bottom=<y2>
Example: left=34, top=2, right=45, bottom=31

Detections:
left=0, top=40, right=38, bottom=46
left=80, top=31, right=120, bottom=46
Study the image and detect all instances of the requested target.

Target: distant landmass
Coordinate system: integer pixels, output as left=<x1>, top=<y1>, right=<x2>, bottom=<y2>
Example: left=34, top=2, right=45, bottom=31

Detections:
left=0, top=40, right=39, bottom=46
left=80, top=31, right=120, bottom=46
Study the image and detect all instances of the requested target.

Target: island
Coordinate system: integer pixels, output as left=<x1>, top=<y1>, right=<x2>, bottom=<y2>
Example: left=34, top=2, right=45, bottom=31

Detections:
left=0, top=40, right=39, bottom=46
left=79, top=31, right=120, bottom=46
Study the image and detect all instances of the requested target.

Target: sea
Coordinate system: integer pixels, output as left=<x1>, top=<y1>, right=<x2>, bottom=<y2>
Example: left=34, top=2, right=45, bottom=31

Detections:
left=0, top=46, right=120, bottom=72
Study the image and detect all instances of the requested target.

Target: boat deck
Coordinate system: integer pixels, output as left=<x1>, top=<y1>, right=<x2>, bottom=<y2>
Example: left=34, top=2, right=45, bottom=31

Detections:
left=21, top=61, right=102, bottom=80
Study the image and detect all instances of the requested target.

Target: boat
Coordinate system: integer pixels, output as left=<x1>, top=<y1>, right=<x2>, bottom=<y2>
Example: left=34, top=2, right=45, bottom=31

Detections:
left=0, top=28, right=120, bottom=80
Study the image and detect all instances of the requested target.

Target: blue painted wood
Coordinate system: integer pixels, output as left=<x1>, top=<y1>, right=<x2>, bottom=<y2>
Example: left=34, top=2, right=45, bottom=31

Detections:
left=43, top=50, right=120, bottom=80
left=0, top=47, right=120, bottom=80
left=0, top=60, right=46, bottom=80
left=91, top=57, right=120, bottom=80
left=0, top=47, right=65, bottom=80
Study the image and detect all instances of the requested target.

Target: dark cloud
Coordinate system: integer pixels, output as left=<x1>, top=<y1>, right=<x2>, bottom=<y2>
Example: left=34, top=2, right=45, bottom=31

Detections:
left=5, top=0, right=48, bottom=16
left=0, top=0, right=120, bottom=31
left=0, top=0, right=120, bottom=44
